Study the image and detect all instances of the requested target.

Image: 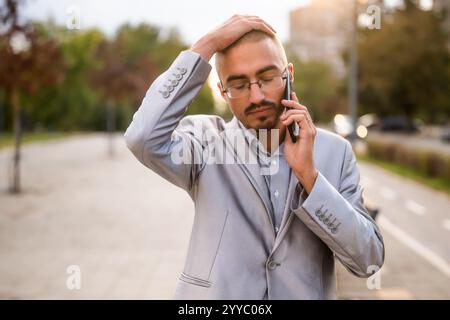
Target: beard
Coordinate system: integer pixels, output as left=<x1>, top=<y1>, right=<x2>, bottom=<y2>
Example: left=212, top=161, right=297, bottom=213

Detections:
left=243, top=99, right=284, bottom=130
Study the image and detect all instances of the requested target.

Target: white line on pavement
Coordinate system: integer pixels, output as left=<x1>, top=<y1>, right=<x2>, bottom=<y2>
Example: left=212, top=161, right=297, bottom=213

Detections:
left=443, top=220, right=450, bottom=231
left=404, top=200, right=426, bottom=216
left=380, top=187, right=397, bottom=200
left=378, top=215, right=450, bottom=278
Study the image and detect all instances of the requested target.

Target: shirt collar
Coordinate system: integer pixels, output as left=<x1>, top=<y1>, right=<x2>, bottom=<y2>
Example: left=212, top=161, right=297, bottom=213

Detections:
left=236, top=120, right=284, bottom=158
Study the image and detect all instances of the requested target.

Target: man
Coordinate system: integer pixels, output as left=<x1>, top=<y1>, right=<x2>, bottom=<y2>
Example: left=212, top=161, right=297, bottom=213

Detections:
left=124, top=15, right=384, bottom=299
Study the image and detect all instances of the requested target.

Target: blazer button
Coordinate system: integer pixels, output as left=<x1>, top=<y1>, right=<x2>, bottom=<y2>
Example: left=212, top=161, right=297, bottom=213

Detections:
left=164, top=85, right=174, bottom=92
left=159, top=90, right=170, bottom=98
left=267, top=260, right=280, bottom=270
left=177, top=67, right=187, bottom=75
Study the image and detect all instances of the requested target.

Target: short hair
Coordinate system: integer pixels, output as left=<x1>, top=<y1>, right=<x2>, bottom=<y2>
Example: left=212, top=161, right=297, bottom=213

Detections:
left=215, top=30, right=287, bottom=81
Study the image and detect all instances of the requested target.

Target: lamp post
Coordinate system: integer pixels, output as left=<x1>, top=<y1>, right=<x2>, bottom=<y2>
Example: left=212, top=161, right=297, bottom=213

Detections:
left=348, top=0, right=359, bottom=143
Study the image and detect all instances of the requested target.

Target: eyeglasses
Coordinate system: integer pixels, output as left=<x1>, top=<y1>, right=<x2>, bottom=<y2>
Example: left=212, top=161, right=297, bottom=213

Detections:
left=222, top=68, right=288, bottom=99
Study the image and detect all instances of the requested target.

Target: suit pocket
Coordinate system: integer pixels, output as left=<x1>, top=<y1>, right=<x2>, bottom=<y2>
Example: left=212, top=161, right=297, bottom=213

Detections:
left=183, top=208, right=230, bottom=281
left=179, top=272, right=212, bottom=288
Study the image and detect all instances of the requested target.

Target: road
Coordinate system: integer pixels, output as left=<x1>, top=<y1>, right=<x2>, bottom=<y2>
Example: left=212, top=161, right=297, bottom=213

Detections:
left=337, top=161, right=450, bottom=299
left=0, top=134, right=449, bottom=299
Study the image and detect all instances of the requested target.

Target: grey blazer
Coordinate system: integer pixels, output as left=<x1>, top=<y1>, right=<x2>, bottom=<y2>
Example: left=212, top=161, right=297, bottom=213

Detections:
left=124, top=50, right=385, bottom=300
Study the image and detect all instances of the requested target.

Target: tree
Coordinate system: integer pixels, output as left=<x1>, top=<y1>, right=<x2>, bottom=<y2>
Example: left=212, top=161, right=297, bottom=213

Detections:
left=357, top=0, right=450, bottom=123
left=91, top=24, right=159, bottom=156
left=0, top=0, right=65, bottom=193
left=286, top=50, right=343, bottom=123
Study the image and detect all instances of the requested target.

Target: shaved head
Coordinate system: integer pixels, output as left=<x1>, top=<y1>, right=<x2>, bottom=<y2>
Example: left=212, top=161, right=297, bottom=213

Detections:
left=215, top=30, right=288, bottom=82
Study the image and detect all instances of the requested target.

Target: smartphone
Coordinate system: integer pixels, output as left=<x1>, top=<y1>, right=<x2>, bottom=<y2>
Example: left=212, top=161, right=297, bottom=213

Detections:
left=284, top=72, right=299, bottom=143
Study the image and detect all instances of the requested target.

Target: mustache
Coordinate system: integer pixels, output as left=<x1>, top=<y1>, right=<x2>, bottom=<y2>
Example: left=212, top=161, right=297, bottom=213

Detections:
left=244, top=100, right=278, bottom=114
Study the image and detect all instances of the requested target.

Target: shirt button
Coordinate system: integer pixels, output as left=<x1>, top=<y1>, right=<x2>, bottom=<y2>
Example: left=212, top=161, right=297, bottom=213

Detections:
left=274, top=190, right=279, bottom=198
left=272, top=160, right=277, bottom=165
left=275, top=226, right=279, bottom=233
left=268, top=260, right=280, bottom=270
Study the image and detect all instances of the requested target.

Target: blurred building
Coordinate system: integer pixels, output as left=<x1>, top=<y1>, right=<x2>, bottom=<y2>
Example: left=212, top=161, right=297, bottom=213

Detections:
left=289, top=0, right=354, bottom=78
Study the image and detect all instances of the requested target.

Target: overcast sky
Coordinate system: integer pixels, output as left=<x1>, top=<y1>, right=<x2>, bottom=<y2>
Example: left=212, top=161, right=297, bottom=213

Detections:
left=22, top=0, right=314, bottom=44
left=21, top=0, right=432, bottom=44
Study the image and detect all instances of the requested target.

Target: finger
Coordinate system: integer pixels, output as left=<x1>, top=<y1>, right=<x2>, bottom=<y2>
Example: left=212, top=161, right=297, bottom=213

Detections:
left=290, top=93, right=315, bottom=127
left=281, top=99, right=315, bottom=130
left=281, top=113, right=315, bottom=137
left=248, top=20, right=276, bottom=36
left=248, top=17, right=277, bottom=33
left=292, top=93, right=314, bottom=128
left=281, top=109, right=311, bottom=127
left=281, top=104, right=313, bottom=125
left=281, top=110, right=315, bottom=134
left=291, top=91, right=299, bottom=102
left=281, top=99, right=308, bottom=111
left=281, top=113, right=308, bottom=128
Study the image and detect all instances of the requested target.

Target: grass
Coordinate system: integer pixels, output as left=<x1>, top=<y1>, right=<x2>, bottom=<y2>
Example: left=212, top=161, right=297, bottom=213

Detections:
left=357, top=153, right=450, bottom=195
left=0, top=132, right=76, bottom=149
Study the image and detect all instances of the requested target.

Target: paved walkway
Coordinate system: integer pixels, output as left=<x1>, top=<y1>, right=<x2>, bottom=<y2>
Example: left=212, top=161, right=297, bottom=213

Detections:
left=0, top=134, right=448, bottom=299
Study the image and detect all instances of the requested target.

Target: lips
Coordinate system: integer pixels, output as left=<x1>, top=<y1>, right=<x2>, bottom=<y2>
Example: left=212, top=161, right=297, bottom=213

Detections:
left=247, top=106, right=273, bottom=116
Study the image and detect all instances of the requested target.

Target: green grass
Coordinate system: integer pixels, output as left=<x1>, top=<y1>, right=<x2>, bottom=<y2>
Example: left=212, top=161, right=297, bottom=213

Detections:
left=357, top=153, right=450, bottom=195
left=0, top=132, right=75, bottom=149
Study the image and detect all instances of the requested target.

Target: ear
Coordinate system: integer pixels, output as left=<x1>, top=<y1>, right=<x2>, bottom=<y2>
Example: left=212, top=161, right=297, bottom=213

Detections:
left=217, top=82, right=227, bottom=101
left=288, top=62, right=295, bottom=82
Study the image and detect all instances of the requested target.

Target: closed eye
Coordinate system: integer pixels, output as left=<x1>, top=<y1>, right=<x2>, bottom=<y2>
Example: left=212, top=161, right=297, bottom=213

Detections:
left=261, top=77, right=275, bottom=82
left=231, top=83, right=247, bottom=90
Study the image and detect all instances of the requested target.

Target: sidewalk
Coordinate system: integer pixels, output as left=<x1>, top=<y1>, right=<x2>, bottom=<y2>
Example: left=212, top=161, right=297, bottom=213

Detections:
left=0, top=134, right=449, bottom=299
left=337, top=224, right=450, bottom=299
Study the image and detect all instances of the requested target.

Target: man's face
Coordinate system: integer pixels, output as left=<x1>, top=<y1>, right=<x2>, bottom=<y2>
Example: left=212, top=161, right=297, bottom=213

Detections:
left=217, top=38, right=293, bottom=130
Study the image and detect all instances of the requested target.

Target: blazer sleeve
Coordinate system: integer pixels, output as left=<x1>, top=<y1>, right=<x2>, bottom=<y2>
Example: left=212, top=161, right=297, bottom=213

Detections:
left=124, top=50, right=212, bottom=192
left=290, top=139, right=385, bottom=278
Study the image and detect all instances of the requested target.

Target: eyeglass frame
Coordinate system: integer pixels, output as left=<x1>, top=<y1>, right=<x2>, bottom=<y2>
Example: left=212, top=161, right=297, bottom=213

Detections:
left=221, top=67, right=289, bottom=99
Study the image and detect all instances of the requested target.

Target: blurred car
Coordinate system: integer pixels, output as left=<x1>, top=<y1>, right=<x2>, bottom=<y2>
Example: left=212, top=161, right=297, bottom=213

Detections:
left=374, top=116, right=421, bottom=133
left=331, top=113, right=372, bottom=140
left=441, top=126, right=450, bottom=143
left=331, top=114, right=423, bottom=140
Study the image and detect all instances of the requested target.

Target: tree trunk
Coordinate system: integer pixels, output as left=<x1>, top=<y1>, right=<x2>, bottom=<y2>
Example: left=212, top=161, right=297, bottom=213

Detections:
left=106, top=102, right=116, bottom=157
left=10, top=87, right=21, bottom=194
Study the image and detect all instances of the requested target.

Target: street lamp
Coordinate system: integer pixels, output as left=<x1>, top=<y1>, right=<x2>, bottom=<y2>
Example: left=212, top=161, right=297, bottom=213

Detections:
left=348, top=0, right=359, bottom=143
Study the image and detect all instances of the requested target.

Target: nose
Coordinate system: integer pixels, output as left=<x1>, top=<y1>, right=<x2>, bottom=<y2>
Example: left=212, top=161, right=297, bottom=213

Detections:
left=248, top=82, right=265, bottom=105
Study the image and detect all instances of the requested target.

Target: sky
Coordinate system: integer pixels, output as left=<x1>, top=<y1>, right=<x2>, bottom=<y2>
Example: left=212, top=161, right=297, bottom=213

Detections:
left=22, top=0, right=312, bottom=44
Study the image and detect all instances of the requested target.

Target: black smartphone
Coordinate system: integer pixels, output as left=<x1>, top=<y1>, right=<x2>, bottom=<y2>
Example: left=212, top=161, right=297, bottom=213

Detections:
left=284, top=72, right=298, bottom=143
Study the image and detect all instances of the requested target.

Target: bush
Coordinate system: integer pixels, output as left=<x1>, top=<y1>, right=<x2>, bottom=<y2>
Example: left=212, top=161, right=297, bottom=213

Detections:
left=366, top=138, right=450, bottom=181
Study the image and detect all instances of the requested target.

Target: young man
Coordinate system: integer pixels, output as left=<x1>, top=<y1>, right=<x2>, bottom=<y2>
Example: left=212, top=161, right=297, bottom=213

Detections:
left=124, top=15, right=384, bottom=299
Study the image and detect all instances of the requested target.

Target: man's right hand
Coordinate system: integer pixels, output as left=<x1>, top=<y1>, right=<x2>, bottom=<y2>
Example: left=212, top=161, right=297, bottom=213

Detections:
left=190, top=15, right=276, bottom=61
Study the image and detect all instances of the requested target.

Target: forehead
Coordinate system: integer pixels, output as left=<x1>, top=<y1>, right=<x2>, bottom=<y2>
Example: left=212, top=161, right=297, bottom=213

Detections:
left=219, top=38, right=285, bottom=80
